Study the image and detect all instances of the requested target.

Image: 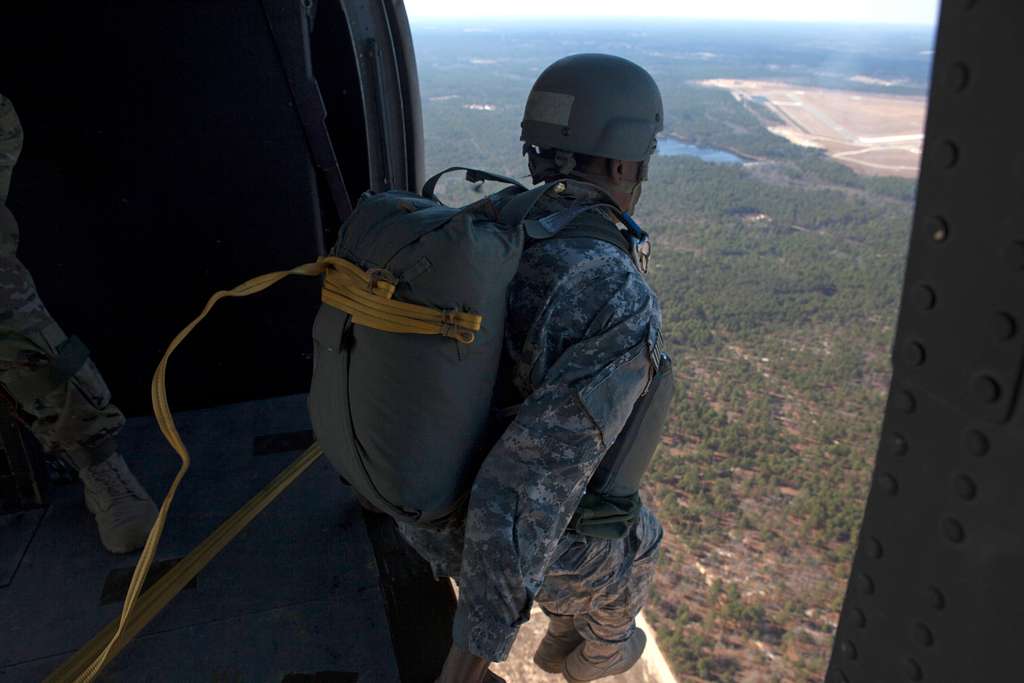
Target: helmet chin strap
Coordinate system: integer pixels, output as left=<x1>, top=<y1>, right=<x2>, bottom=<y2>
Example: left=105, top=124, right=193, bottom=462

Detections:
left=629, top=181, right=643, bottom=211
left=553, top=149, right=577, bottom=175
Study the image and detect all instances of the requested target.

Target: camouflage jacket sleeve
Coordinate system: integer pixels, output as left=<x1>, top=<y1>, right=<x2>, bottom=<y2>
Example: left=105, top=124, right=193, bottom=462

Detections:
left=452, top=250, right=660, bottom=661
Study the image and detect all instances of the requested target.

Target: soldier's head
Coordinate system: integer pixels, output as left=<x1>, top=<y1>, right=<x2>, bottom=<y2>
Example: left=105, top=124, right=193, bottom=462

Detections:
left=520, top=54, right=663, bottom=213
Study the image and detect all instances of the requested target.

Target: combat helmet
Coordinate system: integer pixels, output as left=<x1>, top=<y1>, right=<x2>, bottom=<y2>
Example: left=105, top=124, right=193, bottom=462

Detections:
left=521, top=54, right=663, bottom=180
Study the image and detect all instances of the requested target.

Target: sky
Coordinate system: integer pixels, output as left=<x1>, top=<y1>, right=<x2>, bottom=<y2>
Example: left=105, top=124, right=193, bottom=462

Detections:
left=404, top=0, right=940, bottom=26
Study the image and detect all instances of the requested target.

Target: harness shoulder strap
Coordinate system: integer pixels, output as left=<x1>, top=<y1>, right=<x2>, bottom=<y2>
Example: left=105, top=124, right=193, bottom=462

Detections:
left=545, top=216, right=632, bottom=257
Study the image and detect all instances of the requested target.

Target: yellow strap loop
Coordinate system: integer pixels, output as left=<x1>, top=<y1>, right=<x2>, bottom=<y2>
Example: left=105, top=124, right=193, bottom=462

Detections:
left=317, top=256, right=481, bottom=343
left=49, top=255, right=482, bottom=682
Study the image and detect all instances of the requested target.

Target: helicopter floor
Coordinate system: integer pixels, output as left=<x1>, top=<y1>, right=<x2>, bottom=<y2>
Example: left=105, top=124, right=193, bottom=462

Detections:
left=0, top=394, right=424, bottom=682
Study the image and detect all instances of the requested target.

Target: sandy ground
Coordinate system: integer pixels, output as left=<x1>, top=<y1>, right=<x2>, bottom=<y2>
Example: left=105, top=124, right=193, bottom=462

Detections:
left=491, top=608, right=677, bottom=683
left=699, top=79, right=928, bottom=178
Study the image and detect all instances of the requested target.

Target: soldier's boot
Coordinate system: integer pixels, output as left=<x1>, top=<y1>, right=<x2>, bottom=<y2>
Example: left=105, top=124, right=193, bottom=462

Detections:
left=533, top=614, right=584, bottom=674
left=562, top=628, right=646, bottom=683
left=80, top=453, right=158, bottom=554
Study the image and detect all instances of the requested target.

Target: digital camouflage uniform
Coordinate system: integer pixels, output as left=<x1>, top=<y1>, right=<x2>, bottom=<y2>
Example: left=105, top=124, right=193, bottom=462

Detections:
left=400, top=185, right=665, bottom=663
left=0, top=94, right=124, bottom=470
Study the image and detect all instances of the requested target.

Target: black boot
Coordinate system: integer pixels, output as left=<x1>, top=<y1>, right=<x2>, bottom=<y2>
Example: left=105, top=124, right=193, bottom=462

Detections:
left=562, top=628, right=646, bottom=682
left=533, top=613, right=584, bottom=674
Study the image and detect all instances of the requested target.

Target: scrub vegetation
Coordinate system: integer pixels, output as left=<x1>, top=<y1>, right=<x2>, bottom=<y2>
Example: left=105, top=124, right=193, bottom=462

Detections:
left=411, top=19, right=932, bottom=682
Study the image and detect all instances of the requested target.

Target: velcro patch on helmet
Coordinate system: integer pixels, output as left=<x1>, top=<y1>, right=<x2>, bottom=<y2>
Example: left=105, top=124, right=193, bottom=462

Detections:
left=525, top=90, right=575, bottom=127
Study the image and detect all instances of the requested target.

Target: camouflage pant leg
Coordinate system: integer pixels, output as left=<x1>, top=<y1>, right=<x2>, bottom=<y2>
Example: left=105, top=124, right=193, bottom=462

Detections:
left=535, top=505, right=663, bottom=657
left=0, top=94, right=22, bottom=204
left=0, top=93, right=124, bottom=468
left=0, top=226, right=124, bottom=470
left=400, top=504, right=663, bottom=657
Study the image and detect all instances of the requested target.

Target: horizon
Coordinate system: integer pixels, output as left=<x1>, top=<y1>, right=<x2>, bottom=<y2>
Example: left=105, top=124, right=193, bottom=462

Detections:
left=408, top=17, right=938, bottom=29
left=405, top=0, right=940, bottom=27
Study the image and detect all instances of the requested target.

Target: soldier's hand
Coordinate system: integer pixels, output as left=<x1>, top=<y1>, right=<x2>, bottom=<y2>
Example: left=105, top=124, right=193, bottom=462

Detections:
left=433, top=642, right=503, bottom=683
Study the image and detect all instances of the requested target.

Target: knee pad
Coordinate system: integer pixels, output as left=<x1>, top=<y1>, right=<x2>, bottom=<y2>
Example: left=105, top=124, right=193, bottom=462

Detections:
left=0, top=204, right=18, bottom=256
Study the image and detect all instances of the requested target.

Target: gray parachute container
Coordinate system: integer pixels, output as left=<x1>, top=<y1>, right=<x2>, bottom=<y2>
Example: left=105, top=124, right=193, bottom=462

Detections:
left=309, top=168, right=551, bottom=524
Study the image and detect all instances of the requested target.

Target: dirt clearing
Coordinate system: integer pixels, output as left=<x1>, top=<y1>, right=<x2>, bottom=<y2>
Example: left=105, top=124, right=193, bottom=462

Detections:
left=700, top=79, right=928, bottom=178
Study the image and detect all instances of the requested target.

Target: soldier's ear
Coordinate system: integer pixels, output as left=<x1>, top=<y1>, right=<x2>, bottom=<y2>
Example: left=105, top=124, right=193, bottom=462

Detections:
left=608, top=158, right=627, bottom=184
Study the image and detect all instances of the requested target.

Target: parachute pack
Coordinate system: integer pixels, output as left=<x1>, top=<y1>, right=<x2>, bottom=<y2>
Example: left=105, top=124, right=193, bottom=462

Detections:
left=308, top=167, right=674, bottom=526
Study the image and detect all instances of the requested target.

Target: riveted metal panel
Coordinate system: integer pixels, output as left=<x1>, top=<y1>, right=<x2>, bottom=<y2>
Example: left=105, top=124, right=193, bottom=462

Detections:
left=828, top=2, right=1024, bottom=682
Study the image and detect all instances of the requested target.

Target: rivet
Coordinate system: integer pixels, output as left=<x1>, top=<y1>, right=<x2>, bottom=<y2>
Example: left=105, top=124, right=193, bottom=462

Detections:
left=1007, top=242, right=1024, bottom=271
left=913, top=285, right=937, bottom=310
left=878, top=473, right=899, bottom=495
left=554, top=182, right=567, bottom=194
left=858, top=573, right=875, bottom=595
left=914, top=622, right=935, bottom=647
left=954, top=474, right=977, bottom=501
left=904, top=342, right=926, bottom=366
left=947, top=62, right=970, bottom=92
left=938, top=140, right=959, bottom=169
left=928, top=586, right=946, bottom=610
left=943, top=517, right=965, bottom=543
left=904, top=657, right=923, bottom=681
left=927, top=216, right=949, bottom=242
left=864, top=537, right=884, bottom=559
left=993, top=313, right=1017, bottom=341
left=841, top=640, right=858, bottom=660
left=970, top=375, right=1001, bottom=404
left=962, top=429, right=990, bottom=457
left=561, top=127, right=571, bottom=137
left=850, top=607, right=867, bottom=628
left=897, top=391, right=917, bottom=414
left=888, top=433, right=909, bottom=457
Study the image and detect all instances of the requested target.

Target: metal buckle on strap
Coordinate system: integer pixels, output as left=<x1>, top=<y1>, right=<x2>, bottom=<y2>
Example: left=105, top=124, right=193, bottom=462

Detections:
left=365, top=268, right=397, bottom=295
left=441, top=310, right=476, bottom=344
left=630, top=234, right=651, bottom=273
left=620, top=211, right=651, bottom=273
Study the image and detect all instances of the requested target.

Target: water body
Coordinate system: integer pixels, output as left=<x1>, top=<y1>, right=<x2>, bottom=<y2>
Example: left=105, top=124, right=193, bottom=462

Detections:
left=657, top=137, right=745, bottom=164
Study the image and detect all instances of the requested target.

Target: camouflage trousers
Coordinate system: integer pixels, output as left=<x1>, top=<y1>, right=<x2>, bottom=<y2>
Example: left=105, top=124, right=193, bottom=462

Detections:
left=0, top=94, right=19, bottom=205
left=399, top=504, right=663, bottom=660
left=0, top=94, right=124, bottom=470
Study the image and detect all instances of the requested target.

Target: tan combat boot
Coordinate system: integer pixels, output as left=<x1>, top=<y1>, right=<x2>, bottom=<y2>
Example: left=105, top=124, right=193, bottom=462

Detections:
left=562, top=628, right=646, bottom=683
left=534, top=613, right=585, bottom=674
left=80, top=453, right=158, bottom=554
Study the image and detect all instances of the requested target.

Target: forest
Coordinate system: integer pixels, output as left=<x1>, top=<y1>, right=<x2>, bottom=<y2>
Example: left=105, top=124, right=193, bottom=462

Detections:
left=411, top=20, right=929, bottom=681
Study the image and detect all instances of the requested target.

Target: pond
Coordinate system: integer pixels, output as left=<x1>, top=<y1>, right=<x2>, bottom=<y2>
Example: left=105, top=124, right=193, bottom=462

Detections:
left=657, top=137, right=745, bottom=165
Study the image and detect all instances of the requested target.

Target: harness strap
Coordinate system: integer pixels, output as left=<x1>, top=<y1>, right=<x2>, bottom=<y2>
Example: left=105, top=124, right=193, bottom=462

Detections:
left=421, top=166, right=527, bottom=201
left=547, top=222, right=633, bottom=257
left=262, top=0, right=353, bottom=226
left=497, top=180, right=564, bottom=227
